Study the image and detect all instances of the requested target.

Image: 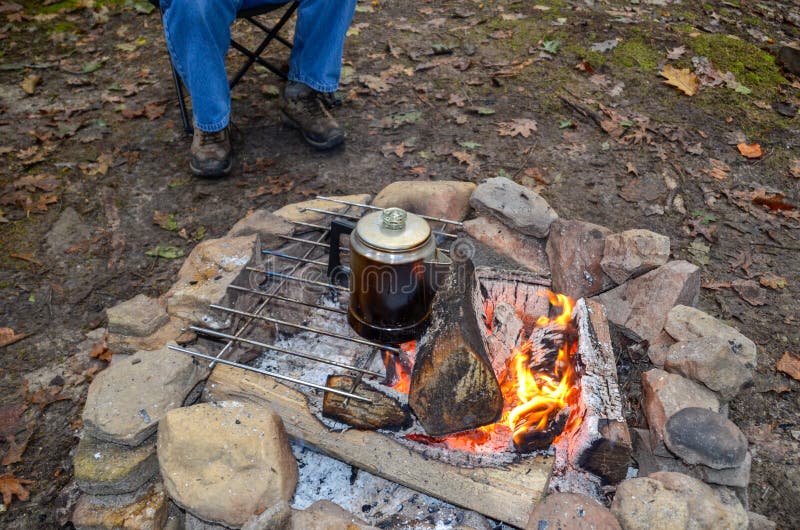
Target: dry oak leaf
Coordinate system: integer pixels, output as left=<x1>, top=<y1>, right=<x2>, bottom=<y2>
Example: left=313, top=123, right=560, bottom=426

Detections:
left=0, top=328, right=29, bottom=348
left=20, top=75, right=41, bottom=96
left=0, top=473, right=33, bottom=506
left=703, top=158, right=730, bottom=180
left=451, top=150, right=476, bottom=166
left=737, top=142, right=763, bottom=159
left=496, top=118, right=538, bottom=138
left=759, top=273, right=787, bottom=289
left=777, top=352, right=800, bottom=381
left=660, top=65, right=700, bottom=96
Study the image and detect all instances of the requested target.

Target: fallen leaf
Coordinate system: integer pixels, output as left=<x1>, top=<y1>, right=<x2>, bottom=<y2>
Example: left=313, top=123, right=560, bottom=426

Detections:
left=359, top=74, right=390, bottom=93
left=145, top=245, right=185, bottom=259
left=702, top=158, right=730, bottom=180
left=458, top=140, right=481, bottom=149
left=88, top=339, right=112, bottom=363
left=496, top=118, right=538, bottom=138
left=9, top=253, right=41, bottom=266
left=590, top=39, right=619, bottom=53
left=3, top=431, right=32, bottom=465
left=30, top=387, right=69, bottom=409
left=470, top=106, right=495, bottom=116
left=660, top=65, right=700, bottom=96
left=144, top=102, right=166, bottom=120
left=737, top=142, right=763, bottom=159
left=732, top=279, right=766, bottom=306
left=451, top=150, right=476, bottom=166
left=626, top=161, right=638, bottom=176
left=752, top=192, right=795, bottom=211
left=759, top=273, right=787, bottom=289
left=0, top=473, right=32, bottom=506
left=447, top=93, right=465, bottom=107
left=666, top=45, right=686, bottom=60
left=0, top=403, right=26, bottom=438
left=20, top=75, right=41, bottom=95
left=152, top=211, right=178, bottom=231
left=777, top=352, right=800, bottom=381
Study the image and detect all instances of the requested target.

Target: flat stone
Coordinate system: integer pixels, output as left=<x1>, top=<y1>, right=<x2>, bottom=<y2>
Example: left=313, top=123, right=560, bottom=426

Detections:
left=273, top=194, right=371, bottom=224
left=647, top=331, right=676, bottom=368
left=290, top=501, right=378, bottom=530
left=632, top=429, right=752, bottom=488
left=373, top=180, right=476, bottom=221
left=106, top=294, right=169, bottom=338
left=525, top=492, right=622, bottom=530
left=71, top=480, right=168, bottom=530
left=546, top=219, right=614, bottom=299
left=777, top=42, right=800, bottom=75
left=463, top=216, right=549, bottom=275
left=74, top=433, right=158, bottom=495
left=611, top=472, right=747, bottom=530
left=158, top=401, right=298, bottom=528
left=664, top=407, right=748, bottom=470
left=651, top=472, right=748, bottom=529
left=46, top=206, right=92, bottom=254
left=227, top=209, right=294, bottom=248
left=82, top=345, right=208, bottom=446
left=642, top=369, right=720, bottom=453
left=601, top=229, right=670, bottom=284
left=107, top=317, right=192, bottom=356
left=665, top=305, right=757, bottom=368
left=596, top=260, right=700, bottom=342
left=469, top=177, right=558, bottom=237
left=748, top=511, right=777, bottom=530
left=164, top=234, right=258, bottom=325
left=242, top=500, right=292, bottom=530
left=664, top=337, right=753, bottom=401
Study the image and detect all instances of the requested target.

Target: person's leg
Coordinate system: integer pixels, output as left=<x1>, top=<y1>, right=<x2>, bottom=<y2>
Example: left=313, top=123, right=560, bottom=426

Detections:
left=161, top=0, right=239, bottom=176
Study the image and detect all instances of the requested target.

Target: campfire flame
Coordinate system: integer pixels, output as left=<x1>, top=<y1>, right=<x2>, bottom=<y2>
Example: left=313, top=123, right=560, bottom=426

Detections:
left=383, top=291, right=581, bottom=453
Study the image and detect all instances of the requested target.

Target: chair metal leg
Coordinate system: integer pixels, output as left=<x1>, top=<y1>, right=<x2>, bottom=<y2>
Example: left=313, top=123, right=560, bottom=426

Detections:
left=230, top=40, right=288, bottom=79
left=229, top=1, right=299, bottom=89
left=159, top=5, right=193, bottom=134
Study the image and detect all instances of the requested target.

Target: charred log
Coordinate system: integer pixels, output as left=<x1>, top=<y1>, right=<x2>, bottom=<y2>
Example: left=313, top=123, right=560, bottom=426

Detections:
left=322, top=375, right=410, bottom=430
left=513, top=406, right=571, bottom=453
left=409, top=259, right=504, bottom=437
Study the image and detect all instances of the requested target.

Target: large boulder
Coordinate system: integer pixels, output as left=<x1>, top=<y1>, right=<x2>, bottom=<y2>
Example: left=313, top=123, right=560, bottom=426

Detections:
left=373, top=180, right=475, bottom=221
left=596, top=260, right=700, bottom=342
left=601, top=229, right=670, bottom=284
left=664, top=337, right=753, bottom=401
left=611, top=472, right=747, bottom=530
left=641, top=369, right=720, bottom=454
left=74, top=433, right=159, bottom=495
left=525, top=492, right=622, bottom=530
left=157, top=402, right=298, bottom=528
left=664, top=305, right=757, bottom=368
left=546, top=219, right=614, bottom=299
left=469, top=177, right=558, bottom=237
left=463, top=216, right=549, bottom=275
left=664, top=407, right=748, bottom=470
left=106, top=294, right=169, bottom=338
left=82, top=345, right=207, bottom=446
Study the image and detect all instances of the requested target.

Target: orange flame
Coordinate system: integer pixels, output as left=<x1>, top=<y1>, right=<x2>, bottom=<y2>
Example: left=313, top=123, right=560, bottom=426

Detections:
left=382, top=341, right=415, bottom=394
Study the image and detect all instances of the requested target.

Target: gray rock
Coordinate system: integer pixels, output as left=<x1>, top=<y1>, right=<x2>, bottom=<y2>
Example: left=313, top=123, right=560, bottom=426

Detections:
left=373, top=180, right=476, bottom=221
left=632, top=429, right=752, bottom=488
left=748, top=511, right=777, bottom=530
left=777, top=42, right=800, bottom=75
left=185, top=512, right=231, bottom=530
left=665, top=305, right=757, bottom=368
left=545, top=219, right=614, bottom=299
left=664, top=337, right=753, bottom=401
left=469, top=177, right=558, bottom=237
left=158, top=401, right=298, bottom=528
left=642, top=369, right=720, bottom=454
left=290, top=501, right=378, bottom=530
left=71, top=480, right=169, bottom=530
left=525, top=492, right=622, bottom=530
left=106, top=294, right=170, bottom=338
left=82, top=345, right=208, bottom=446
left=601, top=229, right=670, bottom=284
left=227, top=209, right=294, bottom=248
left=664, top=408, right=748, bottom=470
left=463, top=216, right=549, bottom=275
left=74, top=433, right=158, bottom=495
left=612, top=472, right=748, bottom=530
left=596, top=260, right=700, bottom=342
left=46, top=206, right=92, bottom=254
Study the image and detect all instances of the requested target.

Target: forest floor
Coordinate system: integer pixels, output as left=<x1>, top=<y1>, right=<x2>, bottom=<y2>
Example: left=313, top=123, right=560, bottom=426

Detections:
left=0, top=0, right=799, bottom=528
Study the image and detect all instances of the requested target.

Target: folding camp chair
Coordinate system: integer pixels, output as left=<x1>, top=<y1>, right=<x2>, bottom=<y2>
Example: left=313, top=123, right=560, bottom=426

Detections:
left=150, top=1, right=299, bottom=134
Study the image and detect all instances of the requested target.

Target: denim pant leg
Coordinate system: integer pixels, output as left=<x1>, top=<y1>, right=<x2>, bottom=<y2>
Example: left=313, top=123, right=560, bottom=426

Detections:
left=161, top=0, right=241, bottom=132
left=240, top=0, right=357, bottom=92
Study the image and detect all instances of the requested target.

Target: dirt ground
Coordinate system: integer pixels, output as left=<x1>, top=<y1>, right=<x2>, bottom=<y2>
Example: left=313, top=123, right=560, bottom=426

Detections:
left=1, top=0, right=799, bottom=528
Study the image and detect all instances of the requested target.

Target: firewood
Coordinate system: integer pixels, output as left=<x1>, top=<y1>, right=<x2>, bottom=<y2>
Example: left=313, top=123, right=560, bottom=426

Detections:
left=514, top=406, right=572, bottom=453
left=322, top=375, right=410, bottom=430
left=409, top=259, right=504, bottom=436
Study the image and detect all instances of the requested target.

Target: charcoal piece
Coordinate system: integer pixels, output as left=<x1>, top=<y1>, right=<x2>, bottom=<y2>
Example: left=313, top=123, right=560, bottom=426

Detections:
left=409, top=259, right=504, bottom=437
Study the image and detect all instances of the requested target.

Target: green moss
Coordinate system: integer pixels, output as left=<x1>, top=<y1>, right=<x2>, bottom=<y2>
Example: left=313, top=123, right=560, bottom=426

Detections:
left=690, top=34, right=785, bottom=96
left=613, top=39, right=660, bottom=71
left=563, top=42, right=607, bottom=67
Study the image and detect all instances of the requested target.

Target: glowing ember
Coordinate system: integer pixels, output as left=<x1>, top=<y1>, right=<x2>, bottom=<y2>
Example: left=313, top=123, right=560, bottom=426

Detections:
left=384, top=291, right=581, bottom=453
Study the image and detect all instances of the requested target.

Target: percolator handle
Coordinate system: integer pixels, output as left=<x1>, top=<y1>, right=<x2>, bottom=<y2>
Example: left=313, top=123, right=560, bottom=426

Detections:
left=328, top=218, right=356, bottom=287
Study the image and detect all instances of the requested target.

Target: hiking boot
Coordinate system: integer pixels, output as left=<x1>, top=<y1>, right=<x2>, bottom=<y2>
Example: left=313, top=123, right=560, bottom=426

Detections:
left=190, top=126, right=232, bottom=178
left=279, top=82, right=344, bottom=150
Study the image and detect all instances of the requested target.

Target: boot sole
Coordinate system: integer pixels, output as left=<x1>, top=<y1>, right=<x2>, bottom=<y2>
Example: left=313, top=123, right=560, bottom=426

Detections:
left=280, top=111, right=345, bottom=150
left=190, top=157, right=233, bottom=179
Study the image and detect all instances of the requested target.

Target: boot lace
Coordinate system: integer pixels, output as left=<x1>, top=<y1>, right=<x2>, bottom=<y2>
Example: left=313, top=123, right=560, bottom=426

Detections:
left=199, top=129, right=227, bottom=146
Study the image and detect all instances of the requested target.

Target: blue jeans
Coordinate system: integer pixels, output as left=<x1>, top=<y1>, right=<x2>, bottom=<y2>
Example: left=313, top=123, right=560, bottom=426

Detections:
left=160, top=0, right=356, bottom=132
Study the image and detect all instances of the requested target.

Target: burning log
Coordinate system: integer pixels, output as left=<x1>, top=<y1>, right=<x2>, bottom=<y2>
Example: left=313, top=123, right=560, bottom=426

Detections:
left=322, top=375, right=410, bottom=430
left=409, top=259, right=504, bottom=437
left=514, top=406, right=571, bottom=452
